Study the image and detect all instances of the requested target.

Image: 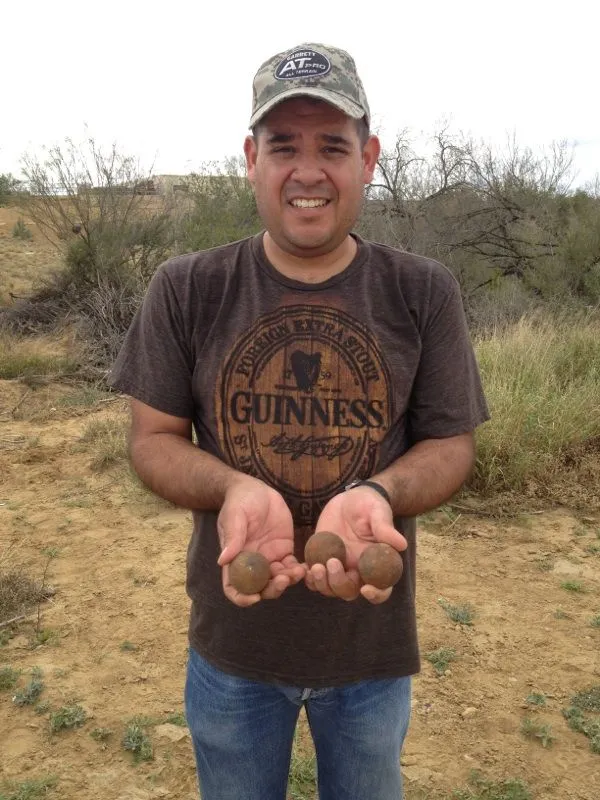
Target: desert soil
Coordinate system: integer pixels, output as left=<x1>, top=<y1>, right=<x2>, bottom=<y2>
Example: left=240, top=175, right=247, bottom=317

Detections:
left=1, top=208, right=599, bottom=799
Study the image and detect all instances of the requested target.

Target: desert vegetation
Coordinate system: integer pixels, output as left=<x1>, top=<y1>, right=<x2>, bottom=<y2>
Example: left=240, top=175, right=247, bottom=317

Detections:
left=0, top=131, right=599, bottom=799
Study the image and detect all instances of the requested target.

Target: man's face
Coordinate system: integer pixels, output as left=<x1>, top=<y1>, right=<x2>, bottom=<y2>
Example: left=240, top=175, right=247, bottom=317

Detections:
left=244, top=98, right=380, bottom=258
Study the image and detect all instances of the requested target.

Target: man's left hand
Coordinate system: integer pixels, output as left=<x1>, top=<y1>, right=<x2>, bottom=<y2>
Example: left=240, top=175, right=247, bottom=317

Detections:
left=305, top=486, right=407, bottom=604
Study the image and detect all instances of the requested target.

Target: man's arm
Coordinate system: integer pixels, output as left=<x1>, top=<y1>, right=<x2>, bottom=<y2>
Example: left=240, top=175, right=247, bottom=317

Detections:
left=128, top=398, right=248, bottom=509
left=369, top=432, right=476, bottom=517
left=307, top=432, right=475, bottom=603
left=128, top=398, right=304, bottom=605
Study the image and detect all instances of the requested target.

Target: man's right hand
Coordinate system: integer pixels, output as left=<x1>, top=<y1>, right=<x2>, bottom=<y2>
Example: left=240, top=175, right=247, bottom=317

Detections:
left=217, top=477, right=305, bottom=607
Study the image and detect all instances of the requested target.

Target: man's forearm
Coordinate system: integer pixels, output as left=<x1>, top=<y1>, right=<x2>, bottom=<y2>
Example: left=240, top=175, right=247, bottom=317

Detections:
left=129, top=433, right=247, bottom=510
left=371, top=433, right=476, bottom=517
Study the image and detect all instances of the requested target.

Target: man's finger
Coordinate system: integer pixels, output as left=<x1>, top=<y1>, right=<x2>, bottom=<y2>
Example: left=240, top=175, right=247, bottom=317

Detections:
left=309, top=563, right=337, bottom=597
left=370, top=518, right=408, bottom=552
left=260, top=574, right=291, bottom=600
left=271, top=556, right=306, bottom=585
left=360, top=584, right=393, bottom=605
left=223, top=584, right=262, bottom=607
left=327, top=561, right=361, bottom=601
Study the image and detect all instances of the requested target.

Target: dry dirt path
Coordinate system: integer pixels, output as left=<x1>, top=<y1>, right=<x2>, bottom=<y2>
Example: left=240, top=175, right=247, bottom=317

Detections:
left=1, top=383, right=599, bottom=799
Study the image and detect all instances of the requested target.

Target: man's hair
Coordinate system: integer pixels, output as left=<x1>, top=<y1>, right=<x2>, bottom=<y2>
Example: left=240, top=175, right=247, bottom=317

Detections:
left=251, top=115, right=370, bottom=149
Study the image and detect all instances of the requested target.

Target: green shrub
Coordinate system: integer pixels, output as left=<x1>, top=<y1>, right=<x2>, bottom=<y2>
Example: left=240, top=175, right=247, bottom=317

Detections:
left=12, top=219, right=33, bottom=240
left=49, top=705, right=87, bottom=732
left=0, top=173, right=21, bottom=206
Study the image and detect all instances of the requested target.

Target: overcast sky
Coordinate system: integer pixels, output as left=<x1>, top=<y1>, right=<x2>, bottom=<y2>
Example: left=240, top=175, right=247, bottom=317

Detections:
left=1, top=0, right=598, bottom=187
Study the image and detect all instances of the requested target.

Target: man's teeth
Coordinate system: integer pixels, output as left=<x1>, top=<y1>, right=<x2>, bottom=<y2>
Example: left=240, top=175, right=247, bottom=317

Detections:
left=290, top=199, right=328, bottom=208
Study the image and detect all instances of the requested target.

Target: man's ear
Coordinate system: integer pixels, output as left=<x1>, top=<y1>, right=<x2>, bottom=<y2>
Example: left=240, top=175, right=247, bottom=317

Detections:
left=244, top=136, right=257, bottom=184
left=362, top=134, right=381, bottom=184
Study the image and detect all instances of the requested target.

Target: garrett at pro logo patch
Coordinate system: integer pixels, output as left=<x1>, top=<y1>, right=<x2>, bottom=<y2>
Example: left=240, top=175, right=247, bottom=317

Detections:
left=216, top=306, right=392, bottom=526
left=275, top=49, right=331, bottom=81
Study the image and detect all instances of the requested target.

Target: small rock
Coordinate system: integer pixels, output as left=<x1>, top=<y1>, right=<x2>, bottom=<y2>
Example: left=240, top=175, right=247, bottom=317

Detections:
left=461, top=707, right=478, bottom=718
left=401, top=755, right=418, bottom=766
left=7, top=635, right=32, bottom=650
left=155, top=723, right=190, bottom=743
left=402, top=765, right=434, bottom=783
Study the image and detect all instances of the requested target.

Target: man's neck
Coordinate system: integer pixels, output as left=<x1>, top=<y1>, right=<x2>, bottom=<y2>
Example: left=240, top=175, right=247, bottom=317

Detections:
left=263, top=233, right=357, bottom=284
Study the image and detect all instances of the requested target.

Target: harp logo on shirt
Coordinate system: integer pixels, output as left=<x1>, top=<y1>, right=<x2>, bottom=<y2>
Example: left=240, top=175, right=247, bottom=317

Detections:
left=216, top=305, right=392, bottom=527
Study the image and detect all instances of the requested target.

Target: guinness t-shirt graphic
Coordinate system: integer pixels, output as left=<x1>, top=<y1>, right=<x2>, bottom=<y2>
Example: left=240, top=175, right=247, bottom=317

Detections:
left=217, top=305, right=392, bottom=527
left=108, top=233, right=489, bottom=688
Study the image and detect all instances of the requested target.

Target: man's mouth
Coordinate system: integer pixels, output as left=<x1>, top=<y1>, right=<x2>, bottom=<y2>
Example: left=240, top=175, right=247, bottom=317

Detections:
left=289, top=198, right=330, bottom=209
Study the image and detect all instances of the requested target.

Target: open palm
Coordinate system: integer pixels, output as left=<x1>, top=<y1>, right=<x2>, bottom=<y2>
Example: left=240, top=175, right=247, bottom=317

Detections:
left=307, top=488, right=407, bottom=603
left=217, top=477, right=305, bottom=606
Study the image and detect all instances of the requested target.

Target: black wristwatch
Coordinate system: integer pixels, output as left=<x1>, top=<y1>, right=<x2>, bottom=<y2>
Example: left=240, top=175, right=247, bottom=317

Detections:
left=343, top=479, right=391, bottom=505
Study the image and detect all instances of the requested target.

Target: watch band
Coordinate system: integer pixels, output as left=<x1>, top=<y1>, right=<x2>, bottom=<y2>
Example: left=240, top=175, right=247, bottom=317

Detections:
left=343, top=479, right=391, bottom=505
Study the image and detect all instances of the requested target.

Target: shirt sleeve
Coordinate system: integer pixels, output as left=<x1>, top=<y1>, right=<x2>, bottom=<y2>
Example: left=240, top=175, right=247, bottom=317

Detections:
left=107, top=262, right=196, bottom=418
left=407, top=274, right=490, bottom=442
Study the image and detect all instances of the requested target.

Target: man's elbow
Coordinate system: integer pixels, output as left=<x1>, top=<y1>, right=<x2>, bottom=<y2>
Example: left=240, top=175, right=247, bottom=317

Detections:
left=452, top=432, right=477, bottom=487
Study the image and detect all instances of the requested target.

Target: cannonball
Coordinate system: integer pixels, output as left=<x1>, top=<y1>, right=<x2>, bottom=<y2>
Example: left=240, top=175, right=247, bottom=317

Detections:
left=304, top=531, right=347, bottom=569
left=228, top=551, right=271, bottom=594
left=358, top=543, right=403, bottom=589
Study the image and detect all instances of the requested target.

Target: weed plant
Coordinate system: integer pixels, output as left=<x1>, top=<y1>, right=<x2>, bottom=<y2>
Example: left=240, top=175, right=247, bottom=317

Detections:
left=438, top=598, right=475, bottom=625
left=49, top=705, right=87, bottom=733
left=0, top=775, right=57, bottom=800
left=525, top=692, right=546, bottom=707
left=164, top=712, right=187, bottom=727
left=563, top=703, right=600, bottom=754
left=122, top=722, right=153, bottom=762
left=12, top=219, right=33, bottom=241
left=561, top=580, right=585, bottom=592
left=288, top=726, right=317, bottom=800
left=520, top=717, right=554, bottom=747
left=13, top=668, right=44, bottom=706
left=0, top=334, right=77, bottom=380
left=0, top=569, right=44, bottom=622
left=472, top=313, right=600, bottom=494
left=78, top=417, right=128, bottom=471
left=425, top=647, right=456, bottom=675
left=453, top=770, right=532, bottom=800
left=0, top=667, right=20, bottom=690
left=90, top=727, right=113, bottom=741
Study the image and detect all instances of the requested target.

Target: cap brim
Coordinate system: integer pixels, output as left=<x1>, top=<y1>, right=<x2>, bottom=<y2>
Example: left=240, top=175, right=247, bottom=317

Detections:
left=249, top=86, right=366, bottom=128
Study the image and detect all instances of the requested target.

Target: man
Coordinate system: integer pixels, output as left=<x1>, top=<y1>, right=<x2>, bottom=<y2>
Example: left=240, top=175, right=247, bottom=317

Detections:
left=110, top=43, right=489, bottom=800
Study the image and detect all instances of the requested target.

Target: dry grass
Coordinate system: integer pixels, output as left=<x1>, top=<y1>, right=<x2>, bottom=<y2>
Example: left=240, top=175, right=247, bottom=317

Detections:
left=473, top=312, right=600, bottom=499
left=78, top=416, right=129, bottom=471
left=0, top=212, right=61, bottom=304
left=0, top=331, right=79, bottom=380
left=0, top=570, right=43, bottom=624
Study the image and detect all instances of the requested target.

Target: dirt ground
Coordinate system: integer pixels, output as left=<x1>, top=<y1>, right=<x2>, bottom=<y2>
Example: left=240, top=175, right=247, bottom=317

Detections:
left=1, top=208, right=599, bottom=799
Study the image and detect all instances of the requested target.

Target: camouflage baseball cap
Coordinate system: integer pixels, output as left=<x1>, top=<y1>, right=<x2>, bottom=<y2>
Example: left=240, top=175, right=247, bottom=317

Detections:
left=249, top=43, right=370, bottom=129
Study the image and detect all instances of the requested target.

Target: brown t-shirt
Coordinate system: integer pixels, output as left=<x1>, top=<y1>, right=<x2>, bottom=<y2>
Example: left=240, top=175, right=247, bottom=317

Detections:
left=109, top=233, right=489, bottom=688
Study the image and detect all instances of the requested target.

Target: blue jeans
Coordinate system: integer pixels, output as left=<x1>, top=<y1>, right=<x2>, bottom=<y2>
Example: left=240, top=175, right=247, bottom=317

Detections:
left=184, top=647, right=412, bottom=800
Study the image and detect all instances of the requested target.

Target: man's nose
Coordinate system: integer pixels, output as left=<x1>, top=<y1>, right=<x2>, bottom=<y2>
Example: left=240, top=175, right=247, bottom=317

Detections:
left=290, top=153, right=326, bottom=185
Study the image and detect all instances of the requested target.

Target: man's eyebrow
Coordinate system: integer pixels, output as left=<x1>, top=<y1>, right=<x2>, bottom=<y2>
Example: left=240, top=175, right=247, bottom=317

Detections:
left=320, top=134, right=353, bottom=147
left=266, top=133, right=295, bottom=145
left=264, top=132, right=353, bottom=146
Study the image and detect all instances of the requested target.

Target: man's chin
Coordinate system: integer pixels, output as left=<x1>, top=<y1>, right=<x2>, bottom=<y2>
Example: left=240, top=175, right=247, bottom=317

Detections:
left=278, top=231, right=344, bottom=258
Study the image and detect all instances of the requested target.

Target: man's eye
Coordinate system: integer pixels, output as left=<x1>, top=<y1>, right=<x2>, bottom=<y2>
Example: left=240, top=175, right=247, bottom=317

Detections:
left=323, top=147, right=346, bottom=154
left=272, top=147, right=294, bottom=154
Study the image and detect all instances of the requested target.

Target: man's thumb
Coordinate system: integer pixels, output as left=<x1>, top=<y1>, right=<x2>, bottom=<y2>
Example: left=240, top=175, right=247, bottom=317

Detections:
left=217, top=507, right=246, bottom=566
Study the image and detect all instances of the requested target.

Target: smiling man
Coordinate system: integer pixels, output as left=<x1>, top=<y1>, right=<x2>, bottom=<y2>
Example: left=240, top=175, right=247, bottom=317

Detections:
left=110, top=43, right=489, bottom=800
left=245, top=97, right=379, bottom=278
